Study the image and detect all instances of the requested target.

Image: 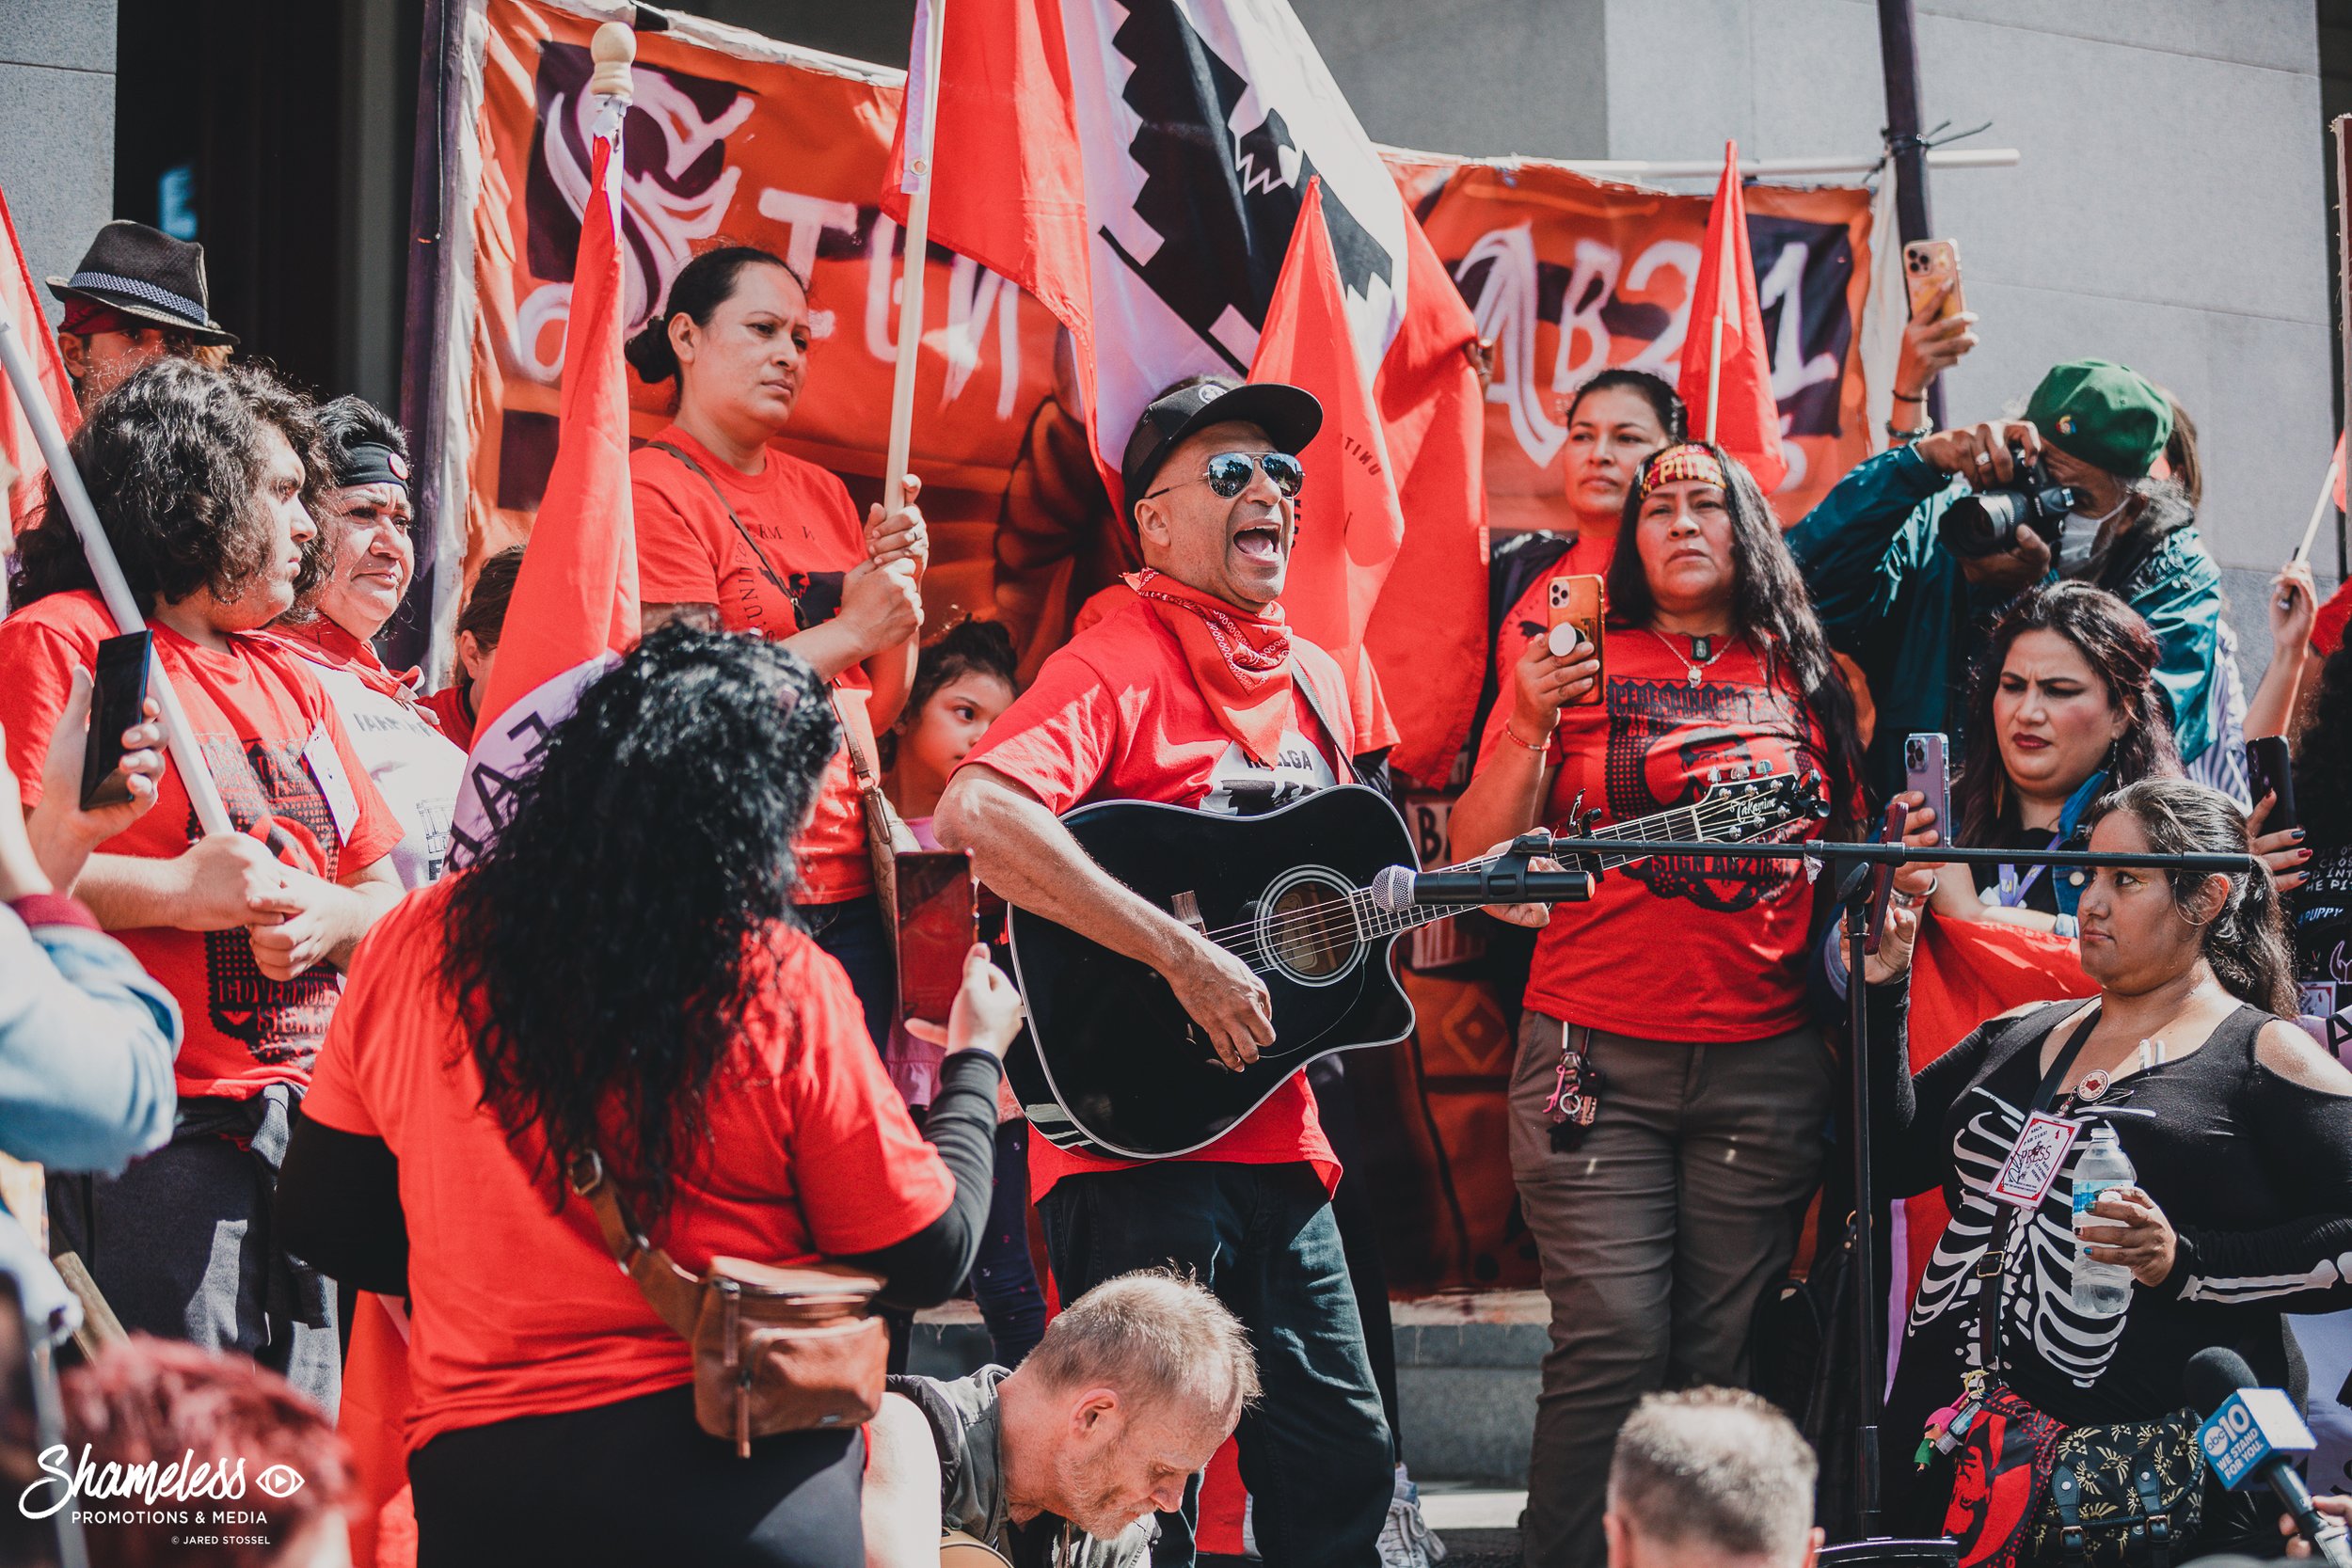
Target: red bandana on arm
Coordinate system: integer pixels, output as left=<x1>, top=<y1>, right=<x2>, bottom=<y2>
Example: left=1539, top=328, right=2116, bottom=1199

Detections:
left=1126, top=569, right=1294, bottom=767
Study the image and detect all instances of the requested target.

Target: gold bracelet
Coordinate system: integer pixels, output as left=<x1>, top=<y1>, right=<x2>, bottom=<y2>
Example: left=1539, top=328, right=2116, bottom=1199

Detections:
left=1501, top=720, right=1553, bottom=754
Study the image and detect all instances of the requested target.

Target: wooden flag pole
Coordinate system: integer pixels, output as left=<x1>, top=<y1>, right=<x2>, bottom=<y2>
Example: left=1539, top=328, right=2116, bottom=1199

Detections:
left=882, top=0, right=948, bottom=523
left=2294, top=451, right=2339, bottom=566
left=0, top=318, right=234, bottom=837
left=1705, top=144, right=1733, bottom=445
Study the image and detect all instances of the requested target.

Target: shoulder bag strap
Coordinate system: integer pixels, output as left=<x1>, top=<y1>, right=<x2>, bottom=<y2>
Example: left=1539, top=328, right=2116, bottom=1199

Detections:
left=1284, top=655, right=1355, bottom=785
left=650, top=440, right=914, bottom=856
left=566, top=1149, right=705, bottom=1339
left=1978, top=1000, right=2104, bottom=1375
left=647, top=439, right=793, bottom=598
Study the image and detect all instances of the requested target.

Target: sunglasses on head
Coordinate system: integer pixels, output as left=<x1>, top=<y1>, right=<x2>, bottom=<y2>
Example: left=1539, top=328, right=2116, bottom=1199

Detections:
left=1145, top=451, right=1305, bottom=502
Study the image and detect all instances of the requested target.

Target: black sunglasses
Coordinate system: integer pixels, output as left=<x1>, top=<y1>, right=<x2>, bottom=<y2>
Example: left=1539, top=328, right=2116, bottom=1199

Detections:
left=1144, top=451, right=1305, bottom=502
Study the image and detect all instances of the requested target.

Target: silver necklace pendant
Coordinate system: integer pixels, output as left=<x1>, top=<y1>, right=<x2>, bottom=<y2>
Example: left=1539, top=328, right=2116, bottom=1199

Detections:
left=1687, top=662, right=1704, bottom=687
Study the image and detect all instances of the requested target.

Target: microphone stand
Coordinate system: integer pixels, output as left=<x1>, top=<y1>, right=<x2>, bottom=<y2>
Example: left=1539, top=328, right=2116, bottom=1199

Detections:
left=1525, top=832, right=2256, bottom=1560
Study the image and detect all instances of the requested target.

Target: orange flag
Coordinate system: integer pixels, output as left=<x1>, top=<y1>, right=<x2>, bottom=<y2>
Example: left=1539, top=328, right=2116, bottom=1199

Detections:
left=448, top=102, right=639, bottom=865
left=1677, top=140, right=1788, bottom=492
left=0, top=182, right=79, bottom=540
left=1248, top=178, right=1405, bottom=688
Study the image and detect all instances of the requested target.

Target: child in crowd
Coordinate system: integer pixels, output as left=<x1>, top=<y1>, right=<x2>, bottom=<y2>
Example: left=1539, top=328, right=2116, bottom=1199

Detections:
left=881, top=618, right=1045, bottom=1368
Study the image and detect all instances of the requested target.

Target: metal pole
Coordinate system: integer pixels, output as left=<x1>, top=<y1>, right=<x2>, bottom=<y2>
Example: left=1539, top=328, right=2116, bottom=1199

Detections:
left=2335, top=117, right=2351, bottom=580
left=386, top=0, right=467, bottom=676
left=1876, top=0, right=1942, bottom=428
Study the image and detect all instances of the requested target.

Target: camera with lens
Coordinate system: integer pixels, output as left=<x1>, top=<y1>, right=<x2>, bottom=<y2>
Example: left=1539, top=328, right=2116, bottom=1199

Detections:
left=1934, top=445, right=2081, bottom=559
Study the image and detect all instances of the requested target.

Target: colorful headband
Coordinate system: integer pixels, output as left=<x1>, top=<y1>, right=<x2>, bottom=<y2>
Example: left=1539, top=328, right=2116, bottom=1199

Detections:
left=1636, top=443, right=1726, bottom=500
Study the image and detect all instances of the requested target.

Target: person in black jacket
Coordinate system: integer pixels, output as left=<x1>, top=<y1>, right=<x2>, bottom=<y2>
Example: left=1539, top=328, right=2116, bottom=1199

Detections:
left=1864, top=776, right=2352, bottom=1557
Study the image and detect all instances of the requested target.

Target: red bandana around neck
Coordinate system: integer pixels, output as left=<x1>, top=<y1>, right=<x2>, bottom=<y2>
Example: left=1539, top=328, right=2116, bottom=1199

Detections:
left=274, top=618, right=422, bottom=706
left=1125, top=569, right=1294, bottom=768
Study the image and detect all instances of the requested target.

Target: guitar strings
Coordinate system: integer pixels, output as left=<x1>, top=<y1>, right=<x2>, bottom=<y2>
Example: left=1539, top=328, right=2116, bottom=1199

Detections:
left=1189, top=794, right=1804, bottom=965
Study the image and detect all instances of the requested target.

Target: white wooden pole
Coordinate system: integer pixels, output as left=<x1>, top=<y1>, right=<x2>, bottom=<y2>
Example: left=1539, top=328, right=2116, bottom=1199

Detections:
left=2294, top=451, right=2340, bottom=565
left=882, top=0, right=947, bottom=521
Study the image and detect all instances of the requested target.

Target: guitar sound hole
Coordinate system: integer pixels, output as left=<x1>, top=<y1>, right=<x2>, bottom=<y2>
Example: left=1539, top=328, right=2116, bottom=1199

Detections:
left=1263, top=876, right=1356, bottom=982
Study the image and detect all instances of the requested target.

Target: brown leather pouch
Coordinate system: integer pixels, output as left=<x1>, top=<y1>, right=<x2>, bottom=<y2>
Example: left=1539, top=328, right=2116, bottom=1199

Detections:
left=569, top=1151, right=889, bottom=1456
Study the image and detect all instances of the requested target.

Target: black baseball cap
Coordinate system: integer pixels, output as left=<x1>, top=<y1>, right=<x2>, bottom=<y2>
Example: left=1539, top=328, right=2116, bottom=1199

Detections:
left=1119, top=377, right=1323, bottom=522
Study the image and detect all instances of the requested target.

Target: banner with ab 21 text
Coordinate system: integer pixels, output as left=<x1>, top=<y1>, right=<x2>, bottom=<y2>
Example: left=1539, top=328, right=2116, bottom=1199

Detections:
left=1397, top=153, right=1880, bottom=535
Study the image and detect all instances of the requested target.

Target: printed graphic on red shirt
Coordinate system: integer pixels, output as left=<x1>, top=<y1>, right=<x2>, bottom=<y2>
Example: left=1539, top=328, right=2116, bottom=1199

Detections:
left=1484, top=627, right=1831, bottom=1043
left=0, top=593, right=402, bottom=1098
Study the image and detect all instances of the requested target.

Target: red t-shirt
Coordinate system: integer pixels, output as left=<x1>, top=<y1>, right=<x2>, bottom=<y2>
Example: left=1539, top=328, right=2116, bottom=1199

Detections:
left=0, top=591, right=403, bottom=1099
left=631, top=426, right=876, bottom=904
left=1478, top=623, right=1832, bottom=1042
left=960, top=594, right=1357, bottom=1197
left=418, top=684, right=473, bottom=751
left=303, top=879, right=956, bottom=1449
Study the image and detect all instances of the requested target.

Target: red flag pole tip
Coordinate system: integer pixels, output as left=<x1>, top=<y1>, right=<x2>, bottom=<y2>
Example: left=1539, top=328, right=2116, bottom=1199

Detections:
left=589, top=22, right=635, bottom=101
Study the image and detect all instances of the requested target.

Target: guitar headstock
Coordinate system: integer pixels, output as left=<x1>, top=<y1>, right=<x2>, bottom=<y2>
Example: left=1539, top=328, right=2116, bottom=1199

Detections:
left=1690, top=766, right=1819, bottom=839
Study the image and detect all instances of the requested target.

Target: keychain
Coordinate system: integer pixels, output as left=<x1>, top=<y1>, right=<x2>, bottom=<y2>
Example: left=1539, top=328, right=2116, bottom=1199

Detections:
left=1545, top=1023, right=1604, bottom=1150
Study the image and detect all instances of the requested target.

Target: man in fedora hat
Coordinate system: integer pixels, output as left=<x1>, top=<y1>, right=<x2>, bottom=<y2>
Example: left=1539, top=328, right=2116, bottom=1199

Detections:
left=50, top=220, right=235, bottom=404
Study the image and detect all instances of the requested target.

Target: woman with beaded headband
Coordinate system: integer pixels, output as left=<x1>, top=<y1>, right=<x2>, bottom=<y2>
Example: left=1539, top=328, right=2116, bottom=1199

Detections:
left=1451, top=439, right=1864, bottom=1568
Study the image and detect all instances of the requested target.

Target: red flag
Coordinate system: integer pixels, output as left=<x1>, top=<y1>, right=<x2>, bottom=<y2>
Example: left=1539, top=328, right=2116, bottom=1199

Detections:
left=449, top=105, right=638, bottom=863
left=0, top=183, right=79, bottom=540
left=1678, top=141, right=1788, bottom=492
left=1248, top=179, right=1404, bottom=679
left=890, top=0, right=1486, bottom=784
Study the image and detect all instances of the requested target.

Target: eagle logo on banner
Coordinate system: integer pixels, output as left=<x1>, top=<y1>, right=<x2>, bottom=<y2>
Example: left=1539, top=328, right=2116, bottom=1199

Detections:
left=1098, top=0, right=1393, bottom=372
left=1061, top=0, right=1411, bottom=464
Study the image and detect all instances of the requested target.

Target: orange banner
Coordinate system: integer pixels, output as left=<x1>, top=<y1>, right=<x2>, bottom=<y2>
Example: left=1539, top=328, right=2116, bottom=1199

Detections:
left=460, top=0, right=1067, bottom=657
left=1409, top=160, right=1877, bottom=532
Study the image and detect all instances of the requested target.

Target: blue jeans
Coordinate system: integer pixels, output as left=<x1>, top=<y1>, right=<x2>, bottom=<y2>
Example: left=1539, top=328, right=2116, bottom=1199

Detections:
left=796, top=896, right=894, bottom=1053
left=973, top=1120, right=1046, bottom=1367
left=1039, top=1161, right=1392, bottom=1567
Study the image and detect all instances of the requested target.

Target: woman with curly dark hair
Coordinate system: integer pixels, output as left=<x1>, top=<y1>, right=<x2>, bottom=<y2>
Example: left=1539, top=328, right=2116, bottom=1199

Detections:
left=0, top=357, right=404, bottom=1412
left=628, top=245, right=929, bottom=1051
left=278, top=626, right=1020, bottom=1567
left=1448, top=440, right=1864, bottom=1568
left=1910, top=582, right=2181, bottom=935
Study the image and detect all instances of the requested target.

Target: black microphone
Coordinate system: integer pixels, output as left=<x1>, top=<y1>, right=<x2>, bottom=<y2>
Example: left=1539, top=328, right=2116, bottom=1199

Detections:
left=1369, top=862, right=1593, bottom=910
left=2185, top=1347, right=2352, bottom=1568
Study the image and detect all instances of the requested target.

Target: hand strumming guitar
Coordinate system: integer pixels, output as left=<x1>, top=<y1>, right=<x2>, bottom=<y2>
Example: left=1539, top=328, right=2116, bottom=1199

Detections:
left=1168, top=928, right=1274, bottom=1070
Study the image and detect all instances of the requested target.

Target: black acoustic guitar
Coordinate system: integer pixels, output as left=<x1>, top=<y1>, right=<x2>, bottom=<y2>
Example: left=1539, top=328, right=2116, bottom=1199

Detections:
left=1004, top=771, right=1818, bottom=1159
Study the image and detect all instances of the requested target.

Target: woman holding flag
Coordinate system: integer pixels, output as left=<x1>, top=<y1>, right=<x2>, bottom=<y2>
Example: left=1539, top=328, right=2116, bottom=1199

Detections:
left=628, top=245, right=930, bottom=1048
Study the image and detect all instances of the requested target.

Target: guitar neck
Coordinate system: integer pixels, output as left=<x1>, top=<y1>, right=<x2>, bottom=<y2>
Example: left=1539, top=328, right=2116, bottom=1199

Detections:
left=1355, top=794, right=1786, bottom=939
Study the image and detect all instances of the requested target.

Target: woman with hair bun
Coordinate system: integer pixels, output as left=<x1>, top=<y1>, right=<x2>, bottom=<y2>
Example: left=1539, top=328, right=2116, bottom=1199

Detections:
left=627, top=245, right=928, bottom=1045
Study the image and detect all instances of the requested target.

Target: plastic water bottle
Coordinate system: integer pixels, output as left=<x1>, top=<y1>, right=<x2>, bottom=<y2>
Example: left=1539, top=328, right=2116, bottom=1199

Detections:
left=2072, top=1123, right=2137, bottom=1316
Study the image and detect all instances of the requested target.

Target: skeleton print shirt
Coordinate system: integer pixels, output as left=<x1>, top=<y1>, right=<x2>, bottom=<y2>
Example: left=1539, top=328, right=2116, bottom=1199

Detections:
left=1870, top=989, right=2352, bottom=1425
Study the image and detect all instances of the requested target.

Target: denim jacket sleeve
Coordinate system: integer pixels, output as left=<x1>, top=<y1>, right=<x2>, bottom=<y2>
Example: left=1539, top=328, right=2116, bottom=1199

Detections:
left=0, top=899, right=180, bottom=1172
left=1786, top=445, right=1958, bottom=656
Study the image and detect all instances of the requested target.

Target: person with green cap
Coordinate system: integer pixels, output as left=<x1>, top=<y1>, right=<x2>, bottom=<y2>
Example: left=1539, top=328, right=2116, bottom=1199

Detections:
left=1788, top=356, right=2237, bottom=801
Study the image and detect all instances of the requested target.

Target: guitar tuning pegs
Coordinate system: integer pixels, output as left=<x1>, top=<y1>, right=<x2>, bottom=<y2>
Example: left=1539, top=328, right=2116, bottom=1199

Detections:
left=1580, top=806, right=1603, bottom=835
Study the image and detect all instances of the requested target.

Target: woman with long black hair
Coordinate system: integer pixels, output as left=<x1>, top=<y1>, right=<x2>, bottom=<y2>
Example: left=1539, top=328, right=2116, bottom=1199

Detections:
left=1449, top=440, right=1864, bottom=1568
left=1913, top=581, right=2181, bottom=933
left=628, top=245, right=928, bottom=1048
left=278, top=627, right=1018, bottom=1566
left=1866, top=776, right=2352, bottom=1560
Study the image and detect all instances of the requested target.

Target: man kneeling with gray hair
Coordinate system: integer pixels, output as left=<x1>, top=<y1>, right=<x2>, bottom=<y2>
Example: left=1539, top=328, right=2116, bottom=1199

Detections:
left=1604, top=1388, right=1823, bottom=1568
left=863, top=1270, right=1259, bottom=1566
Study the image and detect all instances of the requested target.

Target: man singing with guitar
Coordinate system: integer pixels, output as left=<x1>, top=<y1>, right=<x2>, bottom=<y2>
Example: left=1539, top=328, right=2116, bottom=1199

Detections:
left=937, top=377, right=1464, bottom=1566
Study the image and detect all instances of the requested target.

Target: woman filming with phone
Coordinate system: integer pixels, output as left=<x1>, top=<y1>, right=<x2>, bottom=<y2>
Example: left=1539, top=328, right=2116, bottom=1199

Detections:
left=1449, top=440, right=1864, bottom=1568
left=278, top=627, right=1022, bottom=1567
left=628, top=245, right=929, bottom=1050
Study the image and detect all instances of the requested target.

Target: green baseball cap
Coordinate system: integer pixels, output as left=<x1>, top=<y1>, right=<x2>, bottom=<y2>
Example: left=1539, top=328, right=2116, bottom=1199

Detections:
left=2024, top=359, right=2172, bottom=480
